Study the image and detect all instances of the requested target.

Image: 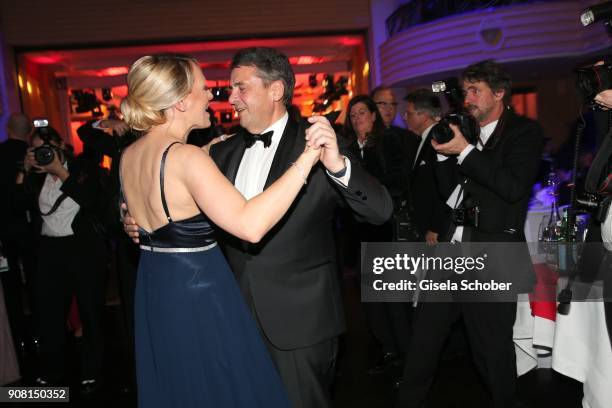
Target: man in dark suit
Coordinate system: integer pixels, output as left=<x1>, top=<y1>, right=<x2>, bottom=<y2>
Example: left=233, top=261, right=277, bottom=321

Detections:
left=403, top=89, right=450, bottom=244
left=125, top=47, right=393, bottom=408
left=0, top=113, right=34, bottom=361
left=214, top=47, right=392, bottom=408
left=371, top=85, right=418, bottom=167
left=395, top=60, right=544, bottom=408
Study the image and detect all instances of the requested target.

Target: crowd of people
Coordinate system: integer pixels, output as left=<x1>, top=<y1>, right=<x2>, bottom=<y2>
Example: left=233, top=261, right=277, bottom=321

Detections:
left=0, top=47, right=609, bottom=408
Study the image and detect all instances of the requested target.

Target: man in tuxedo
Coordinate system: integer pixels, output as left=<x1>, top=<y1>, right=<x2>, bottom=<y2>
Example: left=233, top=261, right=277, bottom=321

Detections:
left=395, top=60, right=544, bottom=408
left=403, top=89, right=450, bottom=244
left=0, top=113, right=35, bottom=361
left=125, top=47, right=393, bottom=408
left=372, top=85, right=418, bottom=166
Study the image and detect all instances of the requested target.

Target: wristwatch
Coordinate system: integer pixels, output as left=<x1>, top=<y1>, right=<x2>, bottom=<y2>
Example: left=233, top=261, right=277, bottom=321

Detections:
left=329, top=164, right=347, bottom=178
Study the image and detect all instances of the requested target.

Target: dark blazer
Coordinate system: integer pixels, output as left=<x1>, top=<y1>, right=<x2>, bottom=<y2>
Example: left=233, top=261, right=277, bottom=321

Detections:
left=0, top=139, right=29, bottom=238
left=210, top=118, right=393, bottom=350
left=344, top=128, right=411, bottom=204
left=435, top=109, right=545, bottom=291
left=14, top=155, right=110, bottom=239
left=410, top=130, right=451, bottom=239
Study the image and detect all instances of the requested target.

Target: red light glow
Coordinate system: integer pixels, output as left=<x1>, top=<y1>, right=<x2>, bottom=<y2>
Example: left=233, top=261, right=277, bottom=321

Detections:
left=96, top=67, right=129, bottom=77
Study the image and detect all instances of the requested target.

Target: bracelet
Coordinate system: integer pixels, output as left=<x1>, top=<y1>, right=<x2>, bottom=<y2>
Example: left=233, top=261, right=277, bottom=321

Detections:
left=291, top=162, right=308, bottom=185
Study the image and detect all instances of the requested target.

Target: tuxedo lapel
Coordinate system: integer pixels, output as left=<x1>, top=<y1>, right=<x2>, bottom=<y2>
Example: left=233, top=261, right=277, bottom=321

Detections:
left=263, top=119, right=302, bottom=189
left=411, top=133, right=431, bottom=180
left=223, top=129, right=248, bottom=183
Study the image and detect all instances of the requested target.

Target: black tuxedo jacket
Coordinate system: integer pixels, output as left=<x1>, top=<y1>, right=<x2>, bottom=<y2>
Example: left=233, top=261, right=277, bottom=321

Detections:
left=435, top=109, right=544, bottom=291
left=410, top=131, right=451, bottom=238
left=344, top=128, right=412, bottom=203
left=210, top=118, right=393, bottom=350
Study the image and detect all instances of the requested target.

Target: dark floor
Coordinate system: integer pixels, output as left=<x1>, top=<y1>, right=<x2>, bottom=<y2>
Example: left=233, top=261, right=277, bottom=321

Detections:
left=6, top=274, right=583, bottom=408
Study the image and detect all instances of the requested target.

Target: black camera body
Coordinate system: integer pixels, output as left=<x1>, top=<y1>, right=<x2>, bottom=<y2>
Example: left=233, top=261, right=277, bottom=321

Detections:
left=32, top=118, right=64, bottom=166
left=577, top=60, right=612, bottom=107
left=452, top=204, right=480, bottom=227
left=576, top=193, right=611, bottom=223
left=430, top=78, right=480, bottom=145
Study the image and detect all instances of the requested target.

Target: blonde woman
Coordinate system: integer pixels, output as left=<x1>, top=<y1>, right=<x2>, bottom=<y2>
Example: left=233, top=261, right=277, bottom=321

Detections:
left=119, top=54, right=320, bottom=407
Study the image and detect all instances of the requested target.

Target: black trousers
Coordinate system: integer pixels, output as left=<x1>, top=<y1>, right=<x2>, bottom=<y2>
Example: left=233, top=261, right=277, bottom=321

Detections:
left=364, top=302, right=412, bottom=355
left=263, top=335, right=338, bottom=408
left=396, top=301, right=518, bottom=408
left=35, top=234, right=107, bottom=382
left=246, top=289, right=338, bottom=408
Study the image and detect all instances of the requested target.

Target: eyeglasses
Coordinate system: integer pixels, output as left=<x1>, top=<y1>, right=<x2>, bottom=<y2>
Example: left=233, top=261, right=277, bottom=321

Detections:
left=402, top=110, right=419, bottom=119
left=349, top=109, right=371, bottom=119
left=375, top=101, right=398, bottom=109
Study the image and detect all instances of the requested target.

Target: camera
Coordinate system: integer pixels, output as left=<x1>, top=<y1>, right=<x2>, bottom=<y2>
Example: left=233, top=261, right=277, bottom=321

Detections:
left=32, top=118, right=63, bottom=166
left=393, top=205, right=421, bottom=242
left=452, top=204, right=480, bottom=227
left=430, top=78, right=480, bottom=145
left=576, top=60, right=612, bottom=107
left=33, top=145, right=57, bottom=165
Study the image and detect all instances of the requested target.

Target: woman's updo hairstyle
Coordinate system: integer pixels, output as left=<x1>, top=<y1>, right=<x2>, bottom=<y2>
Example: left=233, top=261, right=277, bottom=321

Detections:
left=121, top=54, right=199, bottom=132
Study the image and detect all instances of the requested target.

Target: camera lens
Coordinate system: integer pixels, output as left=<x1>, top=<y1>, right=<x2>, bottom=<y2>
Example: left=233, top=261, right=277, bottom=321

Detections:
left=430, top=119, right=454, bottom=144
left=34, top=145, right=55, bottom=165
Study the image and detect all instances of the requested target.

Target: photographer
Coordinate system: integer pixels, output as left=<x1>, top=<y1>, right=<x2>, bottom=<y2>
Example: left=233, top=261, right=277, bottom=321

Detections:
left=0, top=113, right=36, bottom=362
left=395, top=60, right=544, bottom=408
left=14, top=125, right=108, bottom=392
left=587, top=87, right=612, bottom=347
left=76, top=118, right=138, bottom=390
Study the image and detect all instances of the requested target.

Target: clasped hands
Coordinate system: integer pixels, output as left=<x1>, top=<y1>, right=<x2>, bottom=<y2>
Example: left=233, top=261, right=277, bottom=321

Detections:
left=302, top=116, right=344, bottom=171
left=123, top=115, right=343, bottom=242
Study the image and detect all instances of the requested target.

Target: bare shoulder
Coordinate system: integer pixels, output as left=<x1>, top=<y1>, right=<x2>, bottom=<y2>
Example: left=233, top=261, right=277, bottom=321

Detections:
left=170, top=143, right=217, bottom=178
left=172, top=143, right=213, bottom=164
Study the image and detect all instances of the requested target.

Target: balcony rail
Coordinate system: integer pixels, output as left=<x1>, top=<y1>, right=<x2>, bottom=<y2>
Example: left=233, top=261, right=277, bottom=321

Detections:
left=386, top=0, right=564, bottom=37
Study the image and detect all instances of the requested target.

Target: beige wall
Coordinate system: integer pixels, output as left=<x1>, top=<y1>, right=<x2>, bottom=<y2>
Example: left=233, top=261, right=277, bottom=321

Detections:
left=0, top=0, right=370, bottom=47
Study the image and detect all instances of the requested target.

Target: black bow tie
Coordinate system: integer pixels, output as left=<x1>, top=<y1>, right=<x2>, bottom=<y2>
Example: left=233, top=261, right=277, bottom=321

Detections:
left=244, top=130, right=273, bottom=148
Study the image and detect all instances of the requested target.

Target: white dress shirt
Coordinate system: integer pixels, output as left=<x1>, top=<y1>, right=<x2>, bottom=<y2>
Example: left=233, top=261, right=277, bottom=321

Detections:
left=442, top=120, right=498, bottom=242
left=414, top=123, right=435, bottom=168
left=235, top=112, right=350, bottom=199
left=39, top=165, right=80, bottom=237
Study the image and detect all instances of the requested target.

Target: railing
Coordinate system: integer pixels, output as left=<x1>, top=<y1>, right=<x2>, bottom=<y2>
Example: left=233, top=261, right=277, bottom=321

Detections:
left=386, top=0, right=565, bottom=37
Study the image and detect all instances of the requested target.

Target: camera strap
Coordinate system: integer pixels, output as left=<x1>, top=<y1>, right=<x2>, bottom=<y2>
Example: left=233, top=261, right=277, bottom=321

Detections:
left=453, top=183, right=465, bottom=210
left=586, top=128, right=612, bottom=193
left=39, top=192, right=69, bottom=216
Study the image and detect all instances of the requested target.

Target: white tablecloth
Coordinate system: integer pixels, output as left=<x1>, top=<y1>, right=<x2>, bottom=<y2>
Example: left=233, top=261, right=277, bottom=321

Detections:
left=513, top=279, right=612, bottom=408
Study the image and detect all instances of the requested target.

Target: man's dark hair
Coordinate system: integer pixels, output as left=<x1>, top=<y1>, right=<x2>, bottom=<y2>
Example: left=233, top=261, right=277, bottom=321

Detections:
left=370, top=85, right=393, bottom=99
left=404, top=89, right=442, bottom=118
left=231, top=47, right=295, bottom=106
left=462, top=59, right=512, bottom=104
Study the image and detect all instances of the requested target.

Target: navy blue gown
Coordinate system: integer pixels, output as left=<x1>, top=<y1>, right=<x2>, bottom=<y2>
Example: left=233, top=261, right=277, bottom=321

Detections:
left=130, top=142, right=290, bottom=408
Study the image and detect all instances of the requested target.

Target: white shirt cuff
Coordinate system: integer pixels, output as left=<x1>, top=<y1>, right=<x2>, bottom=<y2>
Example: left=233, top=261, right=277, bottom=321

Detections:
left=327, top=156, right=351, bottom=188
left=457, top=144, right=475, bottom=165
